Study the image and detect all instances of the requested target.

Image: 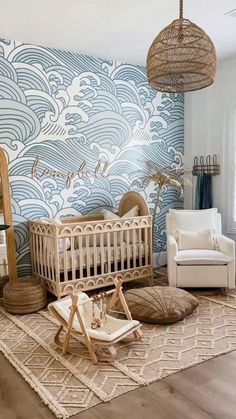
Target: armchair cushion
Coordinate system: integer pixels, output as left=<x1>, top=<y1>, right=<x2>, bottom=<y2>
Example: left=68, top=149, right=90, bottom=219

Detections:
left=170, top=208, right=218, bottom=234
left=176, top=229, right=215, bottom=250
left=174, top=249, right=232, bottom=266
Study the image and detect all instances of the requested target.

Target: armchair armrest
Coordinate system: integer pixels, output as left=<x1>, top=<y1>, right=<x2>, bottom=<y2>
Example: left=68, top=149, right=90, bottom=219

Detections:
left=218, top=235, right=235, bottom=258
left=218, top=235, right=235, bottom=289
left=167, top=235, right=178, bottom=287
left=167, top=235, right=178, bottom=256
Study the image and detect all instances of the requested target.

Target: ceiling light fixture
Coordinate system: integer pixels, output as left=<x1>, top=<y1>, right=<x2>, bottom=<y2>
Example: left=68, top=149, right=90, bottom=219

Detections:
left=147, top=0, right=217, bottom=93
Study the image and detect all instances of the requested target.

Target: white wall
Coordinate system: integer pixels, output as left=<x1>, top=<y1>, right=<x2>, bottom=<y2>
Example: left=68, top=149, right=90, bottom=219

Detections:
left=184, top=58, right=236, bottom=238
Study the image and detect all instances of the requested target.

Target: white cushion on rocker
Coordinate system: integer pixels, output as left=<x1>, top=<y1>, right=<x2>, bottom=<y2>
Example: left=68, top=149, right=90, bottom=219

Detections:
left=174, top=249, right=232, bottom=266
left=52, top=293, right=139, bottom=342
left=170, top=208, right=218, bottom=234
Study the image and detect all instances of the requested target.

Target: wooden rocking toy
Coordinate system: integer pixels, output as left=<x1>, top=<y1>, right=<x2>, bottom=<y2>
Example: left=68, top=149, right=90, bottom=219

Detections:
left=48, top=279, right=142, bottom=363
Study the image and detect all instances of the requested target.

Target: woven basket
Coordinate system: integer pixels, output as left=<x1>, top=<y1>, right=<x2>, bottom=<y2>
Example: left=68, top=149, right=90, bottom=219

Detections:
left=3, top=277, right=47, bottom=314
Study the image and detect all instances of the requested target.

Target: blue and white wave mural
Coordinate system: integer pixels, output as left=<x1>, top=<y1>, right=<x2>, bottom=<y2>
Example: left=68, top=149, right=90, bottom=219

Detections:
left=0, top=38, right=184, bottom=276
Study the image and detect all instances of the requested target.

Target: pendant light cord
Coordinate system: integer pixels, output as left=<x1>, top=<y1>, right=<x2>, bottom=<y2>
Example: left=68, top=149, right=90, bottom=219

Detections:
left=179, top=0, right=184, bottom=19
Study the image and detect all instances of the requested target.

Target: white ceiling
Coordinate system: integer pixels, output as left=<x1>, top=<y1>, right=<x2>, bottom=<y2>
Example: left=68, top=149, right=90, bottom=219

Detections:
left=0, top=0, right=236, bottom=65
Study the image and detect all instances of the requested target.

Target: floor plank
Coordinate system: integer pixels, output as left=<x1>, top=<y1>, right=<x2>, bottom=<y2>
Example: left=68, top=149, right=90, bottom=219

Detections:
left=0, top=351, right=236, bottom=419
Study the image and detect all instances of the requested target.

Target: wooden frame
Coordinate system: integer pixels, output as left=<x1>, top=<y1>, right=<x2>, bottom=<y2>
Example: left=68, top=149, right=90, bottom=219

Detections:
left=29, top=192, right=153, bottom=297
left=48, top=278, right=142, bottom=363
left=29, top=214, right=153, bottom=297
left=0, top=148, right=17, bottom=281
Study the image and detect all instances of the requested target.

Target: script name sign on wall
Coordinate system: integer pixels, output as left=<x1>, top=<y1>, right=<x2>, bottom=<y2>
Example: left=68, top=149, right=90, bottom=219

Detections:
left=0, top=38, right=184, bottom=276
left=32, top=156, right=108, bottom=188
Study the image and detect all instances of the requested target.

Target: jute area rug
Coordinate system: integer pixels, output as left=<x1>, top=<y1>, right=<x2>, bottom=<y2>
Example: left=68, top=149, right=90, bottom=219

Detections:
left=1, top=280, right=236, bottom=418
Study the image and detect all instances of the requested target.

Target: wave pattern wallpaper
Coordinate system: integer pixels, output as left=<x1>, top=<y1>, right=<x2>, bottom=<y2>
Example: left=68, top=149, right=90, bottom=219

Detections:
left=0, top=38, right=184, bottom=276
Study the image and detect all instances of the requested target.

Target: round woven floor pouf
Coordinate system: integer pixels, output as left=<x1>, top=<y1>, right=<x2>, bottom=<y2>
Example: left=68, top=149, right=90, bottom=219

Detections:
left=116, top=286, right=199, bottom=324
left=3, top=277, right=47, bottom=314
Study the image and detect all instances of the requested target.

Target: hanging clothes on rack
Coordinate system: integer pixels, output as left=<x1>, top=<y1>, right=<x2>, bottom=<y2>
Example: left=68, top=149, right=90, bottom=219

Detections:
left=195, top=172, right=203, bottom=209
left=194, top=155, right=213, bottom=209
left=195, top=173, right=213, bottom=209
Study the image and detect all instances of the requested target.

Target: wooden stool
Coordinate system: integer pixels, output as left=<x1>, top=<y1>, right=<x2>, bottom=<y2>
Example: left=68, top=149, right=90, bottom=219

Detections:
left=3, top=277, right=47, bottom=314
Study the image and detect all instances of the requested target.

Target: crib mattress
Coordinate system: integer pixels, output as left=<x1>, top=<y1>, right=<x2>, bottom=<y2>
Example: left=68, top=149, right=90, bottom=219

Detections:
left=57, top=241, right=147, bottom=272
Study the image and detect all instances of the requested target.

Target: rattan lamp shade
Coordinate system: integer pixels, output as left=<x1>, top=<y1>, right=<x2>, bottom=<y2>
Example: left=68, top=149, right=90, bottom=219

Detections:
left=147, top=2, right=217, bottom=93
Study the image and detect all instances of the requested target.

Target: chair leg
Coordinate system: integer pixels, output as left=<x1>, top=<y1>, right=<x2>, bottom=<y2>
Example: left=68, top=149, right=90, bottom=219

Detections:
left=54, top=325, right=63, bottom=349
left=133, top=329, right=142, bottom=340
left=91, top=348, right=98, bottom=364
left=83, top=338, right=97, bottom=364
left=62, top=331, right=71, bottom=355
left=107, top=345, right=117, bottom=361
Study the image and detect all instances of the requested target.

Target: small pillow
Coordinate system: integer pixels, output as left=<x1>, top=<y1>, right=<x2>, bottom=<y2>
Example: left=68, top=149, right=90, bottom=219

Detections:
left=176, top=229, right=215, bottom=250
left=40, top=217, right=71, bottom=251
left=101, top=205, right=139, bottom=220
left=101, top=208, right=119, bottom=220
left=101, top=205, right=139, bottom=245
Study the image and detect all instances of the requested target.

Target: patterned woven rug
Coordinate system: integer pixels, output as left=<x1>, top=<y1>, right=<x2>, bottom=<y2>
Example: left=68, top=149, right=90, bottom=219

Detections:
left=1, top=286, right=236, bottom=418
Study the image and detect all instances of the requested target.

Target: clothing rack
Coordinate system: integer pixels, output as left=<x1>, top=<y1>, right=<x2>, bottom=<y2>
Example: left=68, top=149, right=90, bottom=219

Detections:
left=192, top=154, right=220, bottom=176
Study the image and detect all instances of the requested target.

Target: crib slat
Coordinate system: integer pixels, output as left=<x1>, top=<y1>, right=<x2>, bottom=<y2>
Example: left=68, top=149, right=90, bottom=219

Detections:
left=127, top=229, right=130, bottom=269
left=71, top=236, right=75, bottom=281
left=39, top=235, right=44, bottom=277
left=132, top=228, right=136, bottom=268
left=54, top=227, right=60, bottom=292
left=100, top=233, right=105, bottom=274
left=144, top=227, right=148, bottom=266
left=50, top=230, right=56, bottom=282
left=114, top=231, right=118, bottom=272
left=86, top=235, right=90, bottom=278
left=36, top=234, right=40, bottom=276
left=148, top=223, right=152, bottom=266
left=32, top=231, right=37, bottom=275
left=78, top=235, right=83, bottom=279
left=107, top=232, right=111, bottom=273
left=42, top=235, right=47, bottom=278
left=63, top=238, right=68, bottom=282
left=138, top=228, right=142, bottom=267
left=120, top=230, right=124, bottom=271
left=93, top=234, right=97, bottom=276
left=41, top=234, right=45, bottom=279
left=34, top=233, right=38, bottom=275
left=43, top=235, right=46, bottom=278
left=38, top=234, right=43, bottom=276
left=47, top=236, right=51, bottom=281
left=50, top=235, right=55, bottom=283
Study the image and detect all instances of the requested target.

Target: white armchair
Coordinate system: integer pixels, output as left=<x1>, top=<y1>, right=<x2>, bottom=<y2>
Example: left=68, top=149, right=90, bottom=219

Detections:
left=166, top=208, right=235, bottom=289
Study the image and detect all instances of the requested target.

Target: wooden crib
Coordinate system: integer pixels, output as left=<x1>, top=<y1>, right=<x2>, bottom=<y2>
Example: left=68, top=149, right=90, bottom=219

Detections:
left=29, top=192, right=153, bottom=298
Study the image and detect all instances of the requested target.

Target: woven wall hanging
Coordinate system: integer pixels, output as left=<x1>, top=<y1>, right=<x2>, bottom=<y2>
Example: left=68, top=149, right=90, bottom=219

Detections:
left=147, top=0, right=217, bottom=93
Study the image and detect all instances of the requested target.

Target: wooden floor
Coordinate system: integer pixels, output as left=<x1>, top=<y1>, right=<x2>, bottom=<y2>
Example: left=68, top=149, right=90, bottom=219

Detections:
left=1, top=351, right=236, bottom=419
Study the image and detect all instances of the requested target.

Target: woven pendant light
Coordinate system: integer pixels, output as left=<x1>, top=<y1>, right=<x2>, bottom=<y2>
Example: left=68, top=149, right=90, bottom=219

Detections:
left=147, top=0, right=217, bottom=93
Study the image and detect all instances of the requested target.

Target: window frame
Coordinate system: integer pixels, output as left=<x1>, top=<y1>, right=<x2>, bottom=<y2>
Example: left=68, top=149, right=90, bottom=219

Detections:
left=226, top=108, right=236, bottom=234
